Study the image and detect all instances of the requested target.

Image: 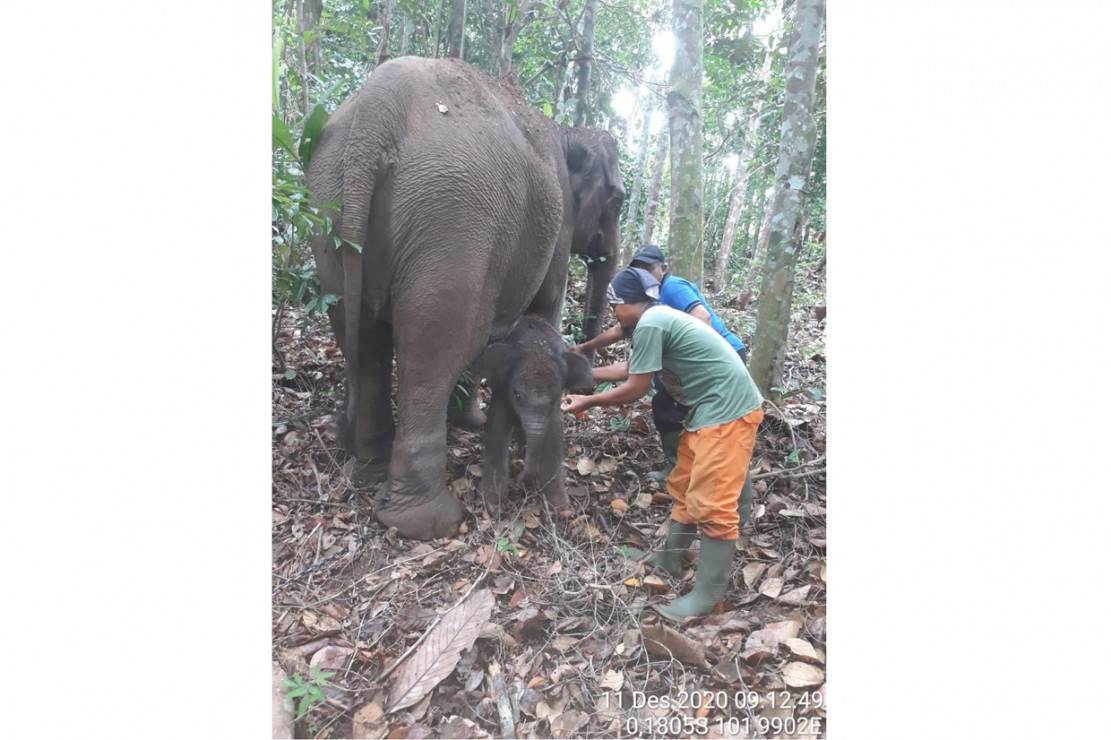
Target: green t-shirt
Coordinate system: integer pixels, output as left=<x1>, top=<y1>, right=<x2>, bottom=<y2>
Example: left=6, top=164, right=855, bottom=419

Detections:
left=628, top=305, right=763, bottom=431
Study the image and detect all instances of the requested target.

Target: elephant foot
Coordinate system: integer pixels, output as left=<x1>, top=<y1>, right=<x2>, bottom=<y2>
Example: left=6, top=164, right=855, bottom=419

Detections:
left=375, top=485, right=464, bottom=540
left=351, top=458, right=390, bottom=485
left=480, top=478, right=509, bottom=510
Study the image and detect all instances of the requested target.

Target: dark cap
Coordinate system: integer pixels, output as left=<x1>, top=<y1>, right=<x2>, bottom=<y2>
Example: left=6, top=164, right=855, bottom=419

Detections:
left=607, top=267, right=661, bottom=305
left=630, top=244, right=667, bottom=266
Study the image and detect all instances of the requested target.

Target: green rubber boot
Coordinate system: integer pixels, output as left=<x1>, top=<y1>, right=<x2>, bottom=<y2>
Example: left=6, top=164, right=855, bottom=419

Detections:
left=623, top=520, right=698, bottom=578
left=655, top=537, right=737, bottom=622
left=738, top=473, right=754, bottom=525
left=647, top=430, right=682, bottom=482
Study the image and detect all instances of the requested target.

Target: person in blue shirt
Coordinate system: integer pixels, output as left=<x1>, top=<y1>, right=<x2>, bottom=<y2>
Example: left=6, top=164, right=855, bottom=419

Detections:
left=571, top=244, right=749, bottom=482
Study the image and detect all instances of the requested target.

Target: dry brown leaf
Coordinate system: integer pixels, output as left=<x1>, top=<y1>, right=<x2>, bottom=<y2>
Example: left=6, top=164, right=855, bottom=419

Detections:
left=310, top=645, right=352, bottom=671
left=759, top=577, right=784, bottom=599
left=742, top=562, right=766, bottom=589
left=745, top=629, right=780, bottom=651
left=633, top=493, right=653, bottom=509
left=597, top=458, right=618, bottom=474
left=766, top=619, right=803, bottom=641
left=351, top=702, right=388, bottom=740
left=742, top=646, right=776, bottom=664
left=611, top=499, right=628, bottom=512
left=438, top=716, right=481, bottom=739
left=466, top=464, right=483, bottom=477
left=547, top=560, right=563, bottom=576
left=599, top=669, right=623, bottom=691
left=642, top=622, right=711, bottom=668
left=395, top=606, right=437, bottom=632
left=643, top=574, right=669, bottom=593
left=777, top=585, right=811, bottom=606
left=783, top=638, right=820, bottom=662
left=549, top=709, right=590, bottom=737
left=782, top=661, right=825, bottom=688
left=651, top=493, right=670, bottom=504
left=386, top=589, right=496, bottom=712
left=575, top=457, right=596, bottom=476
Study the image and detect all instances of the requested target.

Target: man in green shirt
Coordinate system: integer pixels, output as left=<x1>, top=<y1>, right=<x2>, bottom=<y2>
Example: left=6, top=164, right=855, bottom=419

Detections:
left=561, top=267, right=765, bottom=620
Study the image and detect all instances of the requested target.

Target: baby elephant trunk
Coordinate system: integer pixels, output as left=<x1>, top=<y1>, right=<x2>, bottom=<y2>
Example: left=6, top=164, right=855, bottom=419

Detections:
left=521, top=414, right=561, bottom=487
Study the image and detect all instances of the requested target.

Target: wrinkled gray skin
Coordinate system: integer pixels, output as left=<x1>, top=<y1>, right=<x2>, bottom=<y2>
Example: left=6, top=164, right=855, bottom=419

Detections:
left=475, top=315, right=594, bottom=510
left=307, top=57, right=624, bottom=540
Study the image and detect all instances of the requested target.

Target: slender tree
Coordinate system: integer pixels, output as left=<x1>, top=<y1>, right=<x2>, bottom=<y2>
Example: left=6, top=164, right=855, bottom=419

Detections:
left=449, top=0, right=466, bottom=59
left=575, top=0, right=599, bottom=126
left=667, top=0, right=704, bottom=285
left=433, top=0, right=445, bottom=57
left=622, top=95, right=656, bottom=262
left=748, top=0, right=825, bottom=396
left=641, top=126, right=669, bottom=245
left=713, top=17, right=780, bottom=288
left=377, top=0, right=395, bottom=67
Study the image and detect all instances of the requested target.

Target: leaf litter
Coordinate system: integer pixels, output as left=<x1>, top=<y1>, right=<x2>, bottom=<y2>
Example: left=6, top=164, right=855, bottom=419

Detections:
left=273, top=269, right=827, bottom=737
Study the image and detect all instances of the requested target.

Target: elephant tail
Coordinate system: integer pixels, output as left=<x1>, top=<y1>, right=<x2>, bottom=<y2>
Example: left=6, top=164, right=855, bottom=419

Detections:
left=339, top=138, right=376, bottom=438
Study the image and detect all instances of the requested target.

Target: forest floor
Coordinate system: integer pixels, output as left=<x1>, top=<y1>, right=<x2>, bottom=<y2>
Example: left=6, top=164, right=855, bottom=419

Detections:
left=272, top=266, right=827, bottom=739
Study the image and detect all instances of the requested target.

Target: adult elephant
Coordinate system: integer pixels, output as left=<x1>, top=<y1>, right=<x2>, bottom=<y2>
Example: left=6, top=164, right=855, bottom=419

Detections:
left=307, top=57, right=624, bottom=540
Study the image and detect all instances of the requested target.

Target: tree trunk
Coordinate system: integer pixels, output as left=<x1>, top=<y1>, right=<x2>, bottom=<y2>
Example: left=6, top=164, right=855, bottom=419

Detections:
left=498, top=1, right=538, bottom=79
left=667, top=0, right=705, bottom=286
left=433, top=0, right=445, bottom=57
left=449, top=0, right=466, bottom=59
left=622, top=96, right=656, bottom=262
left=398, top=14, right=410, bottom=56
left=575, top=0, right=598, bottom=127
left=739, top=181, right=775, bottom=294
left=295, top=0, right=311, bottom=115
left=377, top=0, right=394, bottom=67
left=641, top=126, right=669, bottom=245
left=299, top=0, right=323, bottom=78
left=748, top=0, right=825, bottom=397
left=713, top=19, right=779, bottom=287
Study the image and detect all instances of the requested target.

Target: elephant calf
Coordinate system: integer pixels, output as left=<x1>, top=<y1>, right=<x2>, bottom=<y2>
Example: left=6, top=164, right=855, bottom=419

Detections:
left=475, top=315, right=594, bottom=510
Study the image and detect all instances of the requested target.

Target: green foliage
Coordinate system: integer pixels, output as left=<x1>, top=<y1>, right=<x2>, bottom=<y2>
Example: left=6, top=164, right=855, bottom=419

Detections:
left=283, top=664, right=336, bottom=720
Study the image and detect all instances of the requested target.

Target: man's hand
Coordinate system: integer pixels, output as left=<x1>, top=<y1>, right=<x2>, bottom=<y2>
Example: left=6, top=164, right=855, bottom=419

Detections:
left=568, top=344, right=586, bottom=355
left=561, top=394, right=593, bottom=415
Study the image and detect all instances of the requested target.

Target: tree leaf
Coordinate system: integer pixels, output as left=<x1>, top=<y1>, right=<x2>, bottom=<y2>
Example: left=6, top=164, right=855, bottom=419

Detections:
left=386, top=589, right=496, bottom=712
left=299, top=105, right=330, bottom=168
left=782, top=661, right=825, bottom=688
left=641, top=622, right=710, bottom=668
left=273, top=114, right=297, bottom=159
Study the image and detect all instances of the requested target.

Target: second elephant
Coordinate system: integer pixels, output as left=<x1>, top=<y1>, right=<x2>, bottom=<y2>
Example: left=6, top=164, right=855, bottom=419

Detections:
left=476, top=315, right=594, bottom=509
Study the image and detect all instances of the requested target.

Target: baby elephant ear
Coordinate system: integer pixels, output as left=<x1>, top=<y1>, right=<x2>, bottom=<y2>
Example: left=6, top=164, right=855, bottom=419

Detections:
left=476, top=343, right=514, bottom=384
left=563, top=352, right=595, bottom=394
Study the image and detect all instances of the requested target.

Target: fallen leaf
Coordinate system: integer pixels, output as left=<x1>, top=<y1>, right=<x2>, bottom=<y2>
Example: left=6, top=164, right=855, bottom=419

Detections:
left=782, top=661, right=825, bottom=688
left=745, top=629, right=780, bottom=650
left=624, top=578, right=641, bottom=588
left=742, top=646, right=776, bottom=664
left=395, top=606, right=437, bottom=632
left=610, top=499, right=628, bottom=513
left=575, top=457, right=596, bottom=476
left=766, top=619, right=803, bottom=641
left=310, top=645, right=353, bottom=671
left=351, top=702, right=388, bottom=740
left=386, top=589, right=496, bottom=712
left=437, top=716, right=480, bottom=739
left=642, top=622, right=711, bottom=668
left=651, top=493, right=670, bottom=504
left=526, top=676, right=547, bottom=689
left=549, top=709, right=589, bottom=737
left=547, top=561, right=563, bottom=576
left=783, top=638, right=820, bottom=662
left=643, top=575, right=669, bottom=593
left=597, top=458, right=618, bottom=474
left=467, top=464, right=483, bottom=477
left=633, top=493, right=653, bottom=509
left=759, top=577, right=784, bottom=599
left=599, top=670, right=623, bottom=691
left=777, top=585, right=812, bottom=606
left=742, top=562, right=766, bottom=589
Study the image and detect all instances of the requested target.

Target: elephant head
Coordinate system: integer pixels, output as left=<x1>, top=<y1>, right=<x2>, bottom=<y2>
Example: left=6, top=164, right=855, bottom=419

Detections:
left=562, top=128, right=626, bottom=348
left=476, top=315, right=594, bottom=508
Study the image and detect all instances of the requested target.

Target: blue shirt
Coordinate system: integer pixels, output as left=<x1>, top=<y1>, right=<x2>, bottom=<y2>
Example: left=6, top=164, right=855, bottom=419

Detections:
left=658, top=275, right=745, bottom=353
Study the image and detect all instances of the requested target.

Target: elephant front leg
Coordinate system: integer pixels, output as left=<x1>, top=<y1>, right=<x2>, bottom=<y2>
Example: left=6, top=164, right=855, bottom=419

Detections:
left=480, top=398, right=514, bottom=509
left=581, top=255, right=618, bottom=359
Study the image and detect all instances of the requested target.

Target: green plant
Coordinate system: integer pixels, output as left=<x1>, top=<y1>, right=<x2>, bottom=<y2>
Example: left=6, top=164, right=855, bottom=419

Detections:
left=283, top=663, right=335, bottom=720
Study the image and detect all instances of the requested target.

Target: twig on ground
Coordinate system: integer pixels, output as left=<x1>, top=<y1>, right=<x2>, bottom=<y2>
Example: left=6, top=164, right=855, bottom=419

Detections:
left=750, top=454, right=826, bottom=481
left=488, top=662, right=515, bottom=738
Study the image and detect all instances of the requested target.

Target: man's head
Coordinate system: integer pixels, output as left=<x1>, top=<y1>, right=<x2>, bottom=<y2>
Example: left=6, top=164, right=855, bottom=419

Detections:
left=629, top=244, right=668, bottom=282
left=607, top=266, right=660, bottom=337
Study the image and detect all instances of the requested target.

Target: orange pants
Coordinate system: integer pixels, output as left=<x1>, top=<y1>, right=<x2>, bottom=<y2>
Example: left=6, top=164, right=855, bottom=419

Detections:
left=666, top=407, right=764, bottom=540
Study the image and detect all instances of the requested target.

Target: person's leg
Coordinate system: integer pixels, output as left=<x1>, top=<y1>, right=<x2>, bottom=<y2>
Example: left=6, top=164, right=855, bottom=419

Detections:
left=656, top=410, right=762, bottom=620
left=627, top=431, right=698, bottom=575
left=649, top=376, right=687, bottom=481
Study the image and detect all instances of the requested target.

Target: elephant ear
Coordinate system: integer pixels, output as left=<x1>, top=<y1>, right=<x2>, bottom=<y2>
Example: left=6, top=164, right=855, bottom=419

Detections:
left=476, top=343, right=514, bottom=388
left=563, top=352, right=595, bottom=395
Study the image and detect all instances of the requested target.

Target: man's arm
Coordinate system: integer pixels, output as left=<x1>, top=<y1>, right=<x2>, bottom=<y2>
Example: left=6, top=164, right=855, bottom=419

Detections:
left=592, top=361, right=629, bottom=382
left=687, top=303, right=713, bottom=325
left=570, top=324, right=623, bottom=354
left=561, top=372, right=653, bottom=414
